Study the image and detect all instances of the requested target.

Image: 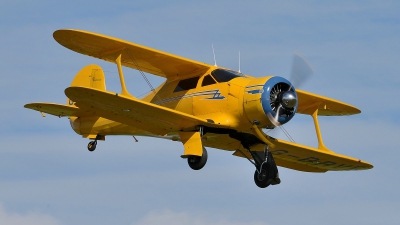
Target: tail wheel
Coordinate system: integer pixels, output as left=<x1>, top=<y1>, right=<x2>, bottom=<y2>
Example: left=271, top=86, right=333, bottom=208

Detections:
left=87, top=140, right=97, bottom=152
left=188, top=148, right=208, bottom=170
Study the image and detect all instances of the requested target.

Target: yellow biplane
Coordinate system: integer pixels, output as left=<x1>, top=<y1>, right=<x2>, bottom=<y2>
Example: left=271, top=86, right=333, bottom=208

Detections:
left=25, top=29, right=373, bottom=188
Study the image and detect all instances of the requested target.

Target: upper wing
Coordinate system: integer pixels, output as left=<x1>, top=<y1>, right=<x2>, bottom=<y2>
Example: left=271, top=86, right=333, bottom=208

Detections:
left=65, top=86, right=225, bottom=136
left=24, top=102, right=95, bottom=117
left=296, top=89, right=361, bottom=116
left=53, top=29, right=212, bottom=80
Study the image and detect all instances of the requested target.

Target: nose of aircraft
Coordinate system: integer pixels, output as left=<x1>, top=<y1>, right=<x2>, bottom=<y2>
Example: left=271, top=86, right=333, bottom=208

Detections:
left=260, top=76, right=298, bottom=126
left=281, top=91, right=297, bottom=109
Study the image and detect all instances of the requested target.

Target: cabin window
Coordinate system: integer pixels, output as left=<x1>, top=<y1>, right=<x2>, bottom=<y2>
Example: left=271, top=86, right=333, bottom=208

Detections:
left=174, top=76, right=200, bottom=92
left=202, top=75, right=217, bottom=86
left=211, top=69, right=242, bottom=83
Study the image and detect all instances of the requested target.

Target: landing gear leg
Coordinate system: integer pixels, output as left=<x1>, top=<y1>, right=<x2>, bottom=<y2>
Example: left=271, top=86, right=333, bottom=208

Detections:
left=243, top=146, right=279, bottom=188
left=253, top=151, right=280, bottom=188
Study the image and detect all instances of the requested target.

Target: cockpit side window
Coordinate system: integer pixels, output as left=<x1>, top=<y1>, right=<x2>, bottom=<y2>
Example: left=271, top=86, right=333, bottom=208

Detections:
left=211, top=69, right=242, bottom=83
left=174, top=76, right=200, bottom=92
left=201, top=75, right=217, bottom=87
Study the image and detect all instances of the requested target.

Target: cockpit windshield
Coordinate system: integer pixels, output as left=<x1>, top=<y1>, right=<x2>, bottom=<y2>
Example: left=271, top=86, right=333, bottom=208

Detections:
left=210, top=69, right=243, bottom=83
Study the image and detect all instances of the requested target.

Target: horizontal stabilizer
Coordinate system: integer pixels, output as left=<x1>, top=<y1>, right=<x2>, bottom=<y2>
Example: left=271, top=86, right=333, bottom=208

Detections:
left=24, top=102, right=95, bottom=117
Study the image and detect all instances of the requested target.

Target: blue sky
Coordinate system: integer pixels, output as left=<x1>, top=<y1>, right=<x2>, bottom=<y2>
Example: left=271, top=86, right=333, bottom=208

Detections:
left=1, top=1, right=399, bottom=224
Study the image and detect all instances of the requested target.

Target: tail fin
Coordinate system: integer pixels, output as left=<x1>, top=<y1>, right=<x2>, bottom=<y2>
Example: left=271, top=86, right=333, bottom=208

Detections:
left=67, top=64, right=106, bottom=105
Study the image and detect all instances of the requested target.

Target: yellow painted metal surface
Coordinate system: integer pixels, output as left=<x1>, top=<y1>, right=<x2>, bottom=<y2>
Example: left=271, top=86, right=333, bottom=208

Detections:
left=311, top=108, right=330, bottom=151
left=243, top=77, right=272, bottom=127
left=252, top=125, right=276, bottom=148
left=232, top=149, right=327, bottom=172
left=24, top=103, right=93, bottom=117
left=53, top=29, right=211, bottom=80
left=179, top=131, right=203, bottom=157
left=24, top=29, right=373, bottom=174
left=297, top=89, right=361, bottom=116
left=68, top=64, right=106, bottom=106
left=69, top=116, right=148, bottom=137
left=270, top=138, right=373, bottom=171
left=65, top=86, right=228, bottom=135
left=192, top=82, right=229, bottom=116
left=231, top=136, right=373, bottom=172
left=143, top=79, right=194, bottom=115
left=115, top=53, right=135, bottom=98
left=70, top=64, right=106, bottom=90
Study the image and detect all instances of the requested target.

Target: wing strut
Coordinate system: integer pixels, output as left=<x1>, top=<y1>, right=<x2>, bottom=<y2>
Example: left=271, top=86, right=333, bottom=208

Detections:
left=123, top=49, right=164, bottom=104
left=115, top=53, right=134, bottom=98
left=311, top=108, right=331, bottom=152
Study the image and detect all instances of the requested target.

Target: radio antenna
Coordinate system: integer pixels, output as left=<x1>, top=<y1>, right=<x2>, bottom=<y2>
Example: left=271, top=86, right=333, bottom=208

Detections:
left=212, top=43, right=217, bottom=66
left=238, top=51, right=241, bottom=73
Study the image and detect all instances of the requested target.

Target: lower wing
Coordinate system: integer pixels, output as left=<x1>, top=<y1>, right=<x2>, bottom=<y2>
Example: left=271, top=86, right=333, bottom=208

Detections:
left=233, top=136, right=373, bottom=172
left=64, top=86, right=226, bottom=135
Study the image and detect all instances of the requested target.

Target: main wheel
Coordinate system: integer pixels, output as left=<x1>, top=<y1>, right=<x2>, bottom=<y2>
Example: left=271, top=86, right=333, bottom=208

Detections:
left=188, top=148, right=208, bottom=170
left=87, top=141, right=97, bottom=152
left=254, top=163, right=274, bottom=188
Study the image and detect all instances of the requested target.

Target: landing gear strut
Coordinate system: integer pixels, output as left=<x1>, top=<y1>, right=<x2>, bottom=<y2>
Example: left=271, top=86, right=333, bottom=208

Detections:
left=238, top=145, right=280, bottom=188
left=253, top=151, right=280, bottom=188
left=187, top=147, right=208, bottom=170
left=87, top=135, right=102, bottom=152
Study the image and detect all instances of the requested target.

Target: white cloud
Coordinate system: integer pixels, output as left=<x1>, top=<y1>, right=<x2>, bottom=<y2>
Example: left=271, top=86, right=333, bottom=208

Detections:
left=0, top=203, right=61, bottom=225
left=135, top=210, right=268, bottom=225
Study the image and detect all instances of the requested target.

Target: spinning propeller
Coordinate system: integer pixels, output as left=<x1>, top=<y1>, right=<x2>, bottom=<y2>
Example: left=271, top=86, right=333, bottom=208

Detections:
left=267, top=52, right=314, bottom=127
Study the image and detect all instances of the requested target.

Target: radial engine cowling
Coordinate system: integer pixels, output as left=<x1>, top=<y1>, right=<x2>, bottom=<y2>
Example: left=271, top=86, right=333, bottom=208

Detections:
left=243, top=76, right=297, bottom=128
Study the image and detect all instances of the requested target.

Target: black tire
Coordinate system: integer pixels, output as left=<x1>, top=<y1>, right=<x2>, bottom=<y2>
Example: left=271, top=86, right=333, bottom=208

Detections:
left=87, top=141, right=97, bottom=152
left=188, top=148, right=208, bottom=170
left=254, top=163, right=274, bottom=188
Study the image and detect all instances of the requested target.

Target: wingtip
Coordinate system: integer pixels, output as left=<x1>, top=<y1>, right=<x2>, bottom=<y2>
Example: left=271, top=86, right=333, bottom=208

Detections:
left=358, top=159, right=373, bottom=170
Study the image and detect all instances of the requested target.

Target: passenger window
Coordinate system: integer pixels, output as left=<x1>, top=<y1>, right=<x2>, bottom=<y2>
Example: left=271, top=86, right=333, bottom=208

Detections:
left=202, top=75, right=217, bottom=86
left=174, top=77, right=200, bottom=92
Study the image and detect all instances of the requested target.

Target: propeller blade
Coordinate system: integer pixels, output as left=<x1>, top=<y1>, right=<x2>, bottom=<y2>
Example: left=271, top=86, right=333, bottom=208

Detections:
left=267, top=105, right=282, bottom=127
left=289, top=52, right=315, bottom=88
left=267, top=112, right=281, bottom=127
left=267, top=53, right=313, bottom=128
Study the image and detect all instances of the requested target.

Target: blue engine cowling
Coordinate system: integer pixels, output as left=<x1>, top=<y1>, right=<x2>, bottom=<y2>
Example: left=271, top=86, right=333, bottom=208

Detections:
left=243, top=76, right=298, bottom=128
